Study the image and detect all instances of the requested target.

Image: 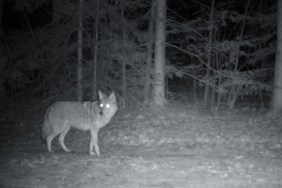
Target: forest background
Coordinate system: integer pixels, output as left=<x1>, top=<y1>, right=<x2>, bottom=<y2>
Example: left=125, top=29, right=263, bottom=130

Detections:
left=0, top=0, right=276, bottom=121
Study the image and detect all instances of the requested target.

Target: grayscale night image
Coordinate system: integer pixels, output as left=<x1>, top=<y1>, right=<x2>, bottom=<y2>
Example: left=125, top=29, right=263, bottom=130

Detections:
left=0, top=0, right=281, bottom=187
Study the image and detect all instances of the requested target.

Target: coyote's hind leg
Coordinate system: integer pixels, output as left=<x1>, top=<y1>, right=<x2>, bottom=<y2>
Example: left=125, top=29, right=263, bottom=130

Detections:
left=59, top=125, right=71, bottom=152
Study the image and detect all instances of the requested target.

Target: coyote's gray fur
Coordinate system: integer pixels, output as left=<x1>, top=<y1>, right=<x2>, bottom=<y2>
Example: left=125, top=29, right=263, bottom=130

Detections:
left=42, top=91, right=118, bottom=156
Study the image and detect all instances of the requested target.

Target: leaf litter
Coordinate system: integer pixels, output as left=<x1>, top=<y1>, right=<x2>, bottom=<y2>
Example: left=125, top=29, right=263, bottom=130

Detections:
left=0, top=103, right=282, bottom=187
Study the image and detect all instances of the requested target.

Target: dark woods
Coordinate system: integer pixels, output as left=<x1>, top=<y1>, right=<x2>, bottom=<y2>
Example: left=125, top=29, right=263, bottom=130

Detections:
left=0, top=0, right=277, bottom=121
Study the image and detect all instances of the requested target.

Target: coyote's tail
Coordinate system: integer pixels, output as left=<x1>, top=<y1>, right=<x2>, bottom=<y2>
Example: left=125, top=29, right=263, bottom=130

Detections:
left=41, top=120, right=51, bottom=143
left=41, top=106, right=52, bottom=143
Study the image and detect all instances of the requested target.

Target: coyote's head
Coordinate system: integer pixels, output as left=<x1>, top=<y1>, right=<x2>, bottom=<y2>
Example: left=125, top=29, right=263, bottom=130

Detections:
left=98, top=91, right=118, bottom=118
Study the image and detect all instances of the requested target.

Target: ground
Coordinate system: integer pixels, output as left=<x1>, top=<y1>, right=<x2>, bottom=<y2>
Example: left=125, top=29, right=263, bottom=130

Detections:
left=0, top=102, right=282, bottom=188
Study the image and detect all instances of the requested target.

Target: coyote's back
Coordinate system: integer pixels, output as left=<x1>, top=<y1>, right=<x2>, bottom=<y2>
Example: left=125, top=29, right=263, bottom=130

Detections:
left=42, top=91, right=118, bottom=156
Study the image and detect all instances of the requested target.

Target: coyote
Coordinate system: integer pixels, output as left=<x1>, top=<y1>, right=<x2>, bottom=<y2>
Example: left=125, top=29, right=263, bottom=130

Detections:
left=42, top=91, right=118, bottom=156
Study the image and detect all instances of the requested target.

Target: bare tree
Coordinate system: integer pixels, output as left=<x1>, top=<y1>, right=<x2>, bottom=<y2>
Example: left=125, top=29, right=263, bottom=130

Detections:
left=0, top=0, right=2, bottom=36
left=203, top=0, right=215, bottom=108
left=0, top=0, right=3, bottom=102
left=92, top=0, right=100, bottom=100
left=272, top=0, right=282, bottom=112
left=144, top=2, right=155, bottom=105
left=153, top=0, right=166, bottom=108
left=77, top=0, right=83, bottom=101
left=120, top=2, right=127, bottom=108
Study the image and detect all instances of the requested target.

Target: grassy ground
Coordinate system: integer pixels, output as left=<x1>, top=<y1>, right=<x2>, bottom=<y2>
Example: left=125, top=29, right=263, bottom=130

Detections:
left=0, top=102, right=282, bottom=187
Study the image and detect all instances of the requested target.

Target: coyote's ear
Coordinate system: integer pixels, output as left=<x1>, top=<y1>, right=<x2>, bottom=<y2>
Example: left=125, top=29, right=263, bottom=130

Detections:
left=108, top=92, right=116, bottom=102
left=98, top=91, right=105, bottom=100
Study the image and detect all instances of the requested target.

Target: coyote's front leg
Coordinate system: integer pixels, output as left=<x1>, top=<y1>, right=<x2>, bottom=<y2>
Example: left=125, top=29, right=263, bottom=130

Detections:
left=90, top=130, right=100, bottom=156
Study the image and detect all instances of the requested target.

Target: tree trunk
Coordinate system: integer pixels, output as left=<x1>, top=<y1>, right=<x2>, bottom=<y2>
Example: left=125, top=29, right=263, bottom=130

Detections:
left=144, top=3, right=155, bottom=105
left=92, top=0, right=100, bottom=101
left=227, top=0, right=249, bottom=110
left=272, top=0, right=282, bottom=111
left=77, top=0, right=83, bottom=102
left=203, top=0, right=215, bottom=108
left=0, top=0, right=3, bottom=106
left=0, top=0, right=2, bottom=36
left=121, top=5, right=127, bottom=108
left=153, top=0, right=167, bottom=108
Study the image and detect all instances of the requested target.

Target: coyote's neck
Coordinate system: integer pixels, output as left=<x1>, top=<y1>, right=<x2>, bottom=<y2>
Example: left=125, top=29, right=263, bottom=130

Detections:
left=88, top=110, right=114, bottom=129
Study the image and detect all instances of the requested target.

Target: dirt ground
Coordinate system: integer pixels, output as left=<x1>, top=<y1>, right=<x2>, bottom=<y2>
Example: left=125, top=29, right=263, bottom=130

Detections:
left=1, top=102, right=282, bottom=188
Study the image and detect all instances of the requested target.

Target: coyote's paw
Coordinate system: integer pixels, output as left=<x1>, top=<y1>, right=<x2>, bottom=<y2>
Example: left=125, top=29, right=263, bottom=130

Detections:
left=89, top=150, right=100, bottom=156
left=64, top=149, right=71, bottom=153
left=89, top=151, right=95, bottom=156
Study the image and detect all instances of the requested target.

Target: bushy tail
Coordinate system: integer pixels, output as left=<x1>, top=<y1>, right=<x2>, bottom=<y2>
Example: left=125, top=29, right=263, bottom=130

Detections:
left=41, top=106, right=52, bottom=143
left=41, top=120, right=51, bottom=143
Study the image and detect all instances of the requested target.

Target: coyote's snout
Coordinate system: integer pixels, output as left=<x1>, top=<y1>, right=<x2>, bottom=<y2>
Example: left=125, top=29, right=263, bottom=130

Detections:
left=42, top=91, right=118, bottom=156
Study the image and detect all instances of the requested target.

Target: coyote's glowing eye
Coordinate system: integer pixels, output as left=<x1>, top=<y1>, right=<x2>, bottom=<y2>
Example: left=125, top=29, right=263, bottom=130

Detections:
left=100, top=103, right=103, bottom=108
left=106, top=104, right=110, bottom=108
